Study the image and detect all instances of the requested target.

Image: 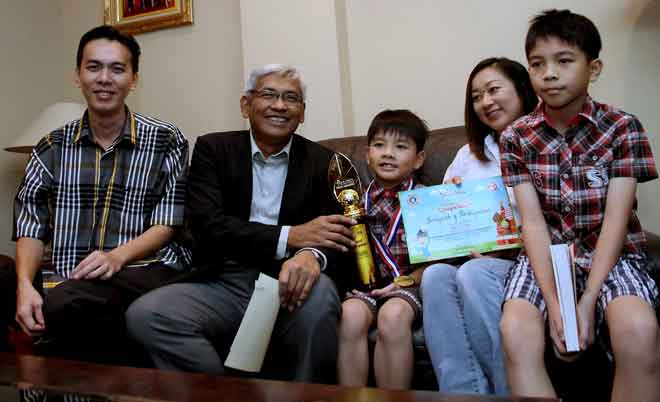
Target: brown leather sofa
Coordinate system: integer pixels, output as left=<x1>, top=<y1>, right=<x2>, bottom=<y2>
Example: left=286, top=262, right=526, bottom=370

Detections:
left=320, top=126, right=660, bottom=397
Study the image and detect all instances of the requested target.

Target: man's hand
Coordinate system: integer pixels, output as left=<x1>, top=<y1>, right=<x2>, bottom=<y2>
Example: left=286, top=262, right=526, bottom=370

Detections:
left=15, top=282, right=45, bottom=336
left=72, top=250, right=125, bottom=280
left=288, top=215, right=356, bottom=252
left=279, top=251, right=321, bottom=312
left=576, top=291, right=597, bottom=350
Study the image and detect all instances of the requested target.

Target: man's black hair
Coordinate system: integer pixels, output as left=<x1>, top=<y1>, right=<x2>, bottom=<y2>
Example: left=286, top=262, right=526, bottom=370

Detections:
left=76, top=25, right=141, bottom=72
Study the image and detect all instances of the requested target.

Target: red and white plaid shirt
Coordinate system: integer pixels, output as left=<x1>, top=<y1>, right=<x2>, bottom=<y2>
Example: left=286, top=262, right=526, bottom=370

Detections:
left=365, top=177, right=421, bottom=279
left=500, top=96, right=657, bottom=269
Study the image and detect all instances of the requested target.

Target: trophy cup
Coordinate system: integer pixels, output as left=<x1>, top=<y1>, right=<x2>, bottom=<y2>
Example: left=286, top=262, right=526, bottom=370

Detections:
left=328, top=153, right=378, bottom=289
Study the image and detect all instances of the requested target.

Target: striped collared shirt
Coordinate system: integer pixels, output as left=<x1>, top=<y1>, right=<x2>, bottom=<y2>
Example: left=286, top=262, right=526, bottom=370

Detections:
left=14, top=108, right=192, bottom=278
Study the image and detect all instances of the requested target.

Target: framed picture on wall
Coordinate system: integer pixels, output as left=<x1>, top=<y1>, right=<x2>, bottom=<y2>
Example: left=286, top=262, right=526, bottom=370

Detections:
left=104, top=0, right=193, bottom=35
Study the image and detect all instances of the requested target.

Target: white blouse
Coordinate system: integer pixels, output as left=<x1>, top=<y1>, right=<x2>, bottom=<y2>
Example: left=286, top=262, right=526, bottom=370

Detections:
left=443, top=134, right=519, bottom=222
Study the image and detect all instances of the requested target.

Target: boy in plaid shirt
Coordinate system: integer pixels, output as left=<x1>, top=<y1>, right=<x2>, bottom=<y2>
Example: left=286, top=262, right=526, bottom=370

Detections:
left=337, top=109, right=428, bottom=390
left=499, top=9, right=659, bottom=401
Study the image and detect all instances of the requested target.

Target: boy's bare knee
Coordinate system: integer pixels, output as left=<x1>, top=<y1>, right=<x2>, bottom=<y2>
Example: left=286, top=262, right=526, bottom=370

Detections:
left=376, top=300, right=412, bottom=344
left=608, top=297, right=659, bottom=370
left=611, top=316, right=659, bottom=370
left=339, top=300, right=371, bottom=340
left=500, top=301, right=545, bottom=363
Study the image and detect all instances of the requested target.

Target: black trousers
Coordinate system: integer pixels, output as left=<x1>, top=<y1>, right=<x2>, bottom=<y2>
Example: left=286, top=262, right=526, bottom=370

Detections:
left=0, top=260, right=185, bottom=365
left=0, top=256, right=17, bottom=352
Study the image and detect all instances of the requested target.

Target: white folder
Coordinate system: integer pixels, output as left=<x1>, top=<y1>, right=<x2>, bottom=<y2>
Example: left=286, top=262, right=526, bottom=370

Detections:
left=225, top=273, right=280, bottom=372
left=549, top=244, right=580, bottom=353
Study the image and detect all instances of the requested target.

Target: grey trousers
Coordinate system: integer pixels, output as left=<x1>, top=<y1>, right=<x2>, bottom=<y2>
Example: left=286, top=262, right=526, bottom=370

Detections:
left=126, top=269, right=341, bottom=383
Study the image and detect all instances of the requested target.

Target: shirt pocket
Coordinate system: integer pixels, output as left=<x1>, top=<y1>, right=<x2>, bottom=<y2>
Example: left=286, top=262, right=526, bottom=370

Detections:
left=572, top=148, right=612, bottom=228
left=523, top=151, right=561, bottom=212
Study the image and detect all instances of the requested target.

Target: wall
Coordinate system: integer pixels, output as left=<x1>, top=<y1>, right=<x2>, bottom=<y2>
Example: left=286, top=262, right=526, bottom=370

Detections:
left=240, top=0, right=348, bottom=140
left=58, top=0, right=246, bottom=144
left=621, top=1, right=660, bottom=233
left=0, top=0, right=246, bottom=255
left=0, top=1, right=71, bottom=256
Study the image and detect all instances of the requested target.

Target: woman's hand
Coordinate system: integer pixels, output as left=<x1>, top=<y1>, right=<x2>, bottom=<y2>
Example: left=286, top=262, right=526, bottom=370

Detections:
left=470, top=248, right=520, bottom=260
left=470, top=250, right=484, bottom=258
left=444, top=176, right=462, bottom=185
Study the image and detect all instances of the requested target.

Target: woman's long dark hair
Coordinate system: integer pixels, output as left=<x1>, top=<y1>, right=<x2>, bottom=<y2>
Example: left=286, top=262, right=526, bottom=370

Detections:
left=464, top=57, right=538, bottom=162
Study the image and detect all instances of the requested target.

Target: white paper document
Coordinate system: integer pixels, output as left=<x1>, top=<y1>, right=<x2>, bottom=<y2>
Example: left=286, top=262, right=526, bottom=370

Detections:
left=549, top=244, right=580, bottom=353
left=225, top=273, right=280, bottom=372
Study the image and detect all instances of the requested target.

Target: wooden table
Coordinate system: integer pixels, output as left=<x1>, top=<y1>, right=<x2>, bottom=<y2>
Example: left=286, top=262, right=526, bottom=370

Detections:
left=0, top=353, right=557, bottom=402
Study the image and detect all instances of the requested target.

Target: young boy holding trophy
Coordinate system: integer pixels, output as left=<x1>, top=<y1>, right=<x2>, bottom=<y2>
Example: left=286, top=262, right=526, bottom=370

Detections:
left=337, top=109, right=428, bottom=390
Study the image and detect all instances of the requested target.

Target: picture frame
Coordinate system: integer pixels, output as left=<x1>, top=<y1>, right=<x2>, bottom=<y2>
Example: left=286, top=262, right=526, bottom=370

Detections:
left=104, top=0, right=193, bottom=35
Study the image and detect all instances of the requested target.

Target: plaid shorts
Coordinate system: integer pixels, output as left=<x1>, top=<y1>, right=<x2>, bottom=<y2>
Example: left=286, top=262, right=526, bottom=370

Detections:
left=504, top=254, right=659, bottom=354
left=345, top=286, right=422, bottom=326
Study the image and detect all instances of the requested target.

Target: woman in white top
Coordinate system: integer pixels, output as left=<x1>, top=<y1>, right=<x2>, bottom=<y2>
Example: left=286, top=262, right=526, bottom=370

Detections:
left=422, top=58, right=538, bottom=395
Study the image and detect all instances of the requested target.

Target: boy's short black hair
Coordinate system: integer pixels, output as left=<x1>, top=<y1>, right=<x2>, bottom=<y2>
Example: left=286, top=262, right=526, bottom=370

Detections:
left=526, top=9, right=602, bottom=61
left=76, top=25, right=141, bottom=73
left=366, top=109, right=429, bottom=152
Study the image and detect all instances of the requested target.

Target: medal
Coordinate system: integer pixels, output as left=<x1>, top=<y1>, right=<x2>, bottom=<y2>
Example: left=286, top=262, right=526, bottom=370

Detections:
left=393, top=275, right=415, bottom=288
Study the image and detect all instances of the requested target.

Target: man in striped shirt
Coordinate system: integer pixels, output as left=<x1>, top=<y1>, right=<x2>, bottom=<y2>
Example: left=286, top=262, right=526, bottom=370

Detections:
left=0, top=25, right=190, bottom=363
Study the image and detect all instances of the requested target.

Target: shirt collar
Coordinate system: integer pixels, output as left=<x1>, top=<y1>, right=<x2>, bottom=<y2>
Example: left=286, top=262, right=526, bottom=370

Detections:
left=531, top=95, right=598, bottom=129
left=484, top=133, right=499, bottom=159
left=368, top=176, right=413, bottom=204
left=73, top=106, right=137, bottom=147
left=250, top=130, right=292, bottom=162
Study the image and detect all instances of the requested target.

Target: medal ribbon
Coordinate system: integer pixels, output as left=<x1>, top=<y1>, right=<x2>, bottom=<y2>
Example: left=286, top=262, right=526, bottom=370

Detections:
left=364, top=177, right=414, bottom=277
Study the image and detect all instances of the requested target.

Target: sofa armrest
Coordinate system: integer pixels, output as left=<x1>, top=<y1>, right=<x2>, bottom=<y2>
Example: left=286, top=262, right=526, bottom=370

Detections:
left=0, top=254, right=14, bottom=272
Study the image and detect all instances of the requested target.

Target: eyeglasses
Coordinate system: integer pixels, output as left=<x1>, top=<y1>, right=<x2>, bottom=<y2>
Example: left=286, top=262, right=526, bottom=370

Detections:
left=249, top=89, right=303, bottom=106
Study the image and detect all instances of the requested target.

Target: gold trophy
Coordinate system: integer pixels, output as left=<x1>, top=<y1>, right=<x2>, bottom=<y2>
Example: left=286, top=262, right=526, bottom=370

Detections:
left=328, top=153, right=378, bottom=289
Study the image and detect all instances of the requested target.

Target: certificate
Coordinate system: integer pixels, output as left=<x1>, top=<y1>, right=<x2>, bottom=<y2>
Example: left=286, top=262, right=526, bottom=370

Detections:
left=399, top=176, right=521, bottom=263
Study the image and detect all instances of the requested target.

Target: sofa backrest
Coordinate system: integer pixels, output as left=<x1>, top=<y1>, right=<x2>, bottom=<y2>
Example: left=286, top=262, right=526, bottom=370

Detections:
left=318, top=125, right=468, bottom=187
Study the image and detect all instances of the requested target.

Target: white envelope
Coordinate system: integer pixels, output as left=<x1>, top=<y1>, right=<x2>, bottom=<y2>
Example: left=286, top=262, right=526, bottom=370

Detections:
left=225, top=273, right=280, bottom=372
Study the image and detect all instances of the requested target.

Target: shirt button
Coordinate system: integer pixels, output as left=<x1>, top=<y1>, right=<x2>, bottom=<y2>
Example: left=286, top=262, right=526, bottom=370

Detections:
left=562, top=173, right=569, bottom=179
left=564, top=206, right=571, bottom=213
left=592, top=155, right=598, bottom=161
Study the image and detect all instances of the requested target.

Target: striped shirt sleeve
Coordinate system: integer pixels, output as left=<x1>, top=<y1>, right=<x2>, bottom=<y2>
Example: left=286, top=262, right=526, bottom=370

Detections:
left=13, top=138, right=54, bottom=241
left=499, top=125, right=531, bottom=188
left=149, top=128, right=188, bottom=227
left=610, top=114, right=658, bottom=182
